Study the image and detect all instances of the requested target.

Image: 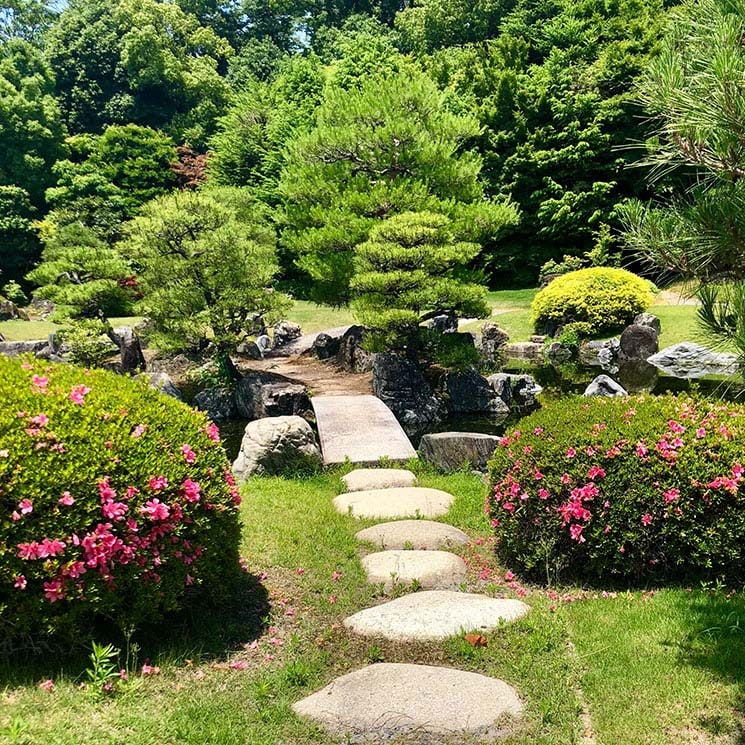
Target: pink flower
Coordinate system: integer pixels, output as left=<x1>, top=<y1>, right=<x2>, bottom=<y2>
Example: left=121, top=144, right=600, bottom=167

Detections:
left=560, top=473, right=571, bottom=485
left=332, top=571, right=343, bottom=581
left=11, top=511, right=21, bottom=521
left=663, top=488, right=680, bottom=504
left=98, top=477, right=116, bottom=502
left=206, top=422, right=221, bottom=442
left=587, top=465, right=606, bottom=480
left=131, top=424, right=147, bottom=438
left=538, top=488, right=550, bottom=500
left=180, top=444, right=196, bottom=464
left=185, top=574, right=195, bottom=586
left=328, top=595, right=337, bottom=604
left=102, top=501, right=128, bottom=520
left=19, top=499, right=33, bottom=515
left=43, top=579, right=65, bottom=602
left=17, top=542, right=40, bottom=560
left=31, top=413, right=49, bottom=427
left=695, top=428, right=706, bottom=438
left=14, top=575, right=26, bottom=590
left=39, top=679, right=54, bottom=692
left=182, top=479, right=201, bottom=503
left=59, top=492, right=75, bottom=506
left=534, top=470, right=544, bottom=480
left=641, top=513, right=653, bottom=526
left=39, top=538, right=66, bottom=558
left=565, top=448, right=576, bottom=458
left=295, top=567, right=305, bottom=576
left=229, top=660, right=248, bottom=670
left=569, top=524, right=586, bottom=543
left=533, top=427, right=544, bottom=435
left=141, top=664, right=160, bottom=676
left=479, top=567, right=491, bottom=580
left=69, top=384, right=91, bottom=405
left=140, top=499, right=170, bottom=521
left=32, top=375, right=49, bottom=391
left=148, top=476, right=168, bottom=492
left=268, top=637, right=283, bottom=646
left=504, top=570, right=515, bottom=581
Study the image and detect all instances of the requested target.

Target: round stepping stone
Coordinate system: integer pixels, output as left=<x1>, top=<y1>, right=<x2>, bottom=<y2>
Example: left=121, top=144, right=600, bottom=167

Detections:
left=344, top=590, right=529, bottom=641
left=362, top=550, right=467, bottom=592
left=342, top=468, right=417, bottom=492
left=292, top=663, right=522, bottom=743
left=333, top=487, right=454, bottom=519
left=356, top=519, right=470, bottom=550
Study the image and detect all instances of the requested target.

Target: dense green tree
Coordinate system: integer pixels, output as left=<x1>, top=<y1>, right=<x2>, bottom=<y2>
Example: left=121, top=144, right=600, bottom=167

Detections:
left=279, top=67, right=518, bottom=304
left=351, top=211, right=490, bottom=350
left=621, top=0, right=745, bottom=361
left=46, top=0, right=232, bottom=146
left=0, top=38, right=65, bottom=206
left=0, top=0, right=57, bottom=45
left=0, top=186, right=40, bottom=286
left=119, top=188, right=290, bottom=352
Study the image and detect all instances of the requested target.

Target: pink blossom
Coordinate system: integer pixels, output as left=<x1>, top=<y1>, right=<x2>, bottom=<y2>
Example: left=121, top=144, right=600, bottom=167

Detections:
left=295, top=567, right=305, bottom=575
left=332, top=571, right=343, bottom=581
left=635, top=442, right=648, bottom=457
left=268, top=637, right=283, bottom=646
left=565, top=448, right=576, bottom=458
left=587, top=465, right=606, bottom=480
left=131, top=424, right=147, bottom=438
left=13, top=575, right=26, bottom=590
left=43, top=579, right=65, bottom=602
left=641, top=513, right=653, bottom=526
left=663, top=488, right=680, bottom=504
left=39, top=538, right=66, bottom=558
left=69, top=384, right=91, bottom=405
left=17, top=542, right=41, bottom=560
left=19, top=499, right=33, bottom=515
left=504, top=570, right=515, bottom=581
left=185, top=574, right=195, bottom=586
left=695, top=428, right=706, bottom=438
left=569, top=524, right=586, bottom=543
left=148, top=475, right=168, bottom=492
left=32, top=375, right=49, bottom=391
left=140, top=499, right=170, bottom=521
left=98, top=477, right=116, bottom=502
left=11, top=511, right=21, bottom=521
left=39, top=679, right=54, bottom=692
left=534, top=470, right=544, bottom=480
left=182, top=478, right=201, bottom=503
left=31, top=413, right=49, bottom=427
left=102, top=501, right=128, bottom=520
left=479, top=567, right=491, bottom=580
left=328, top=595, right=337, bottom=604
left=229, top=660, right=248, bottom=670
left=180, top=444, right=196, bottom=464
left=141, top=664, right=160, bottom=676
left=533, top=427, right=544, bottom=435
left=206, top=422, right=221, bottom=442
left=560, top=473, right=571, bottom=485
left=538, top=488, right=550, bottom=500
left=603, top=525, right=611, bottom=534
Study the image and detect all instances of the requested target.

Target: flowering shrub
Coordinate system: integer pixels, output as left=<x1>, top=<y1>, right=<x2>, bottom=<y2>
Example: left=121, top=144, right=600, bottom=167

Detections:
left=488, top=394, right=745, bottom=584
left=531, top=267, right=653, bottom=336
left=0, top=356, right=241, bottom=650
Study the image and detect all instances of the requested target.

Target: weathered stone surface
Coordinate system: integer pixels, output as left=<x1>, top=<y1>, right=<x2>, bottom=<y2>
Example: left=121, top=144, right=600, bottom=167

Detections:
left=634, top=312, right=661, bottom=334
left=583, top=374, right=627, bottom=397
left=273, top=320, right=302, bottom=347
left=234, top=371, right=293, bottom=419
left=236, top=340, right=262, bottom=359
left=193, top=386, right=237, bottom=420
left=260, top=383, right=312, bottom=419
left=647, top=342, right=740, bottom=379
left=488, top=373, right=542, bottom=410
left=617, top=359, right=658, bottom=393
left=0, top=339, right=47, bottom=358
left=232, top=415, right=321, bottom=478
left=619, top=323, right=658, bottom=361
left=267, top=325, right=352, bottom=359
left=342, top=468, right=417, bottom=492
left=428, top=314, right=458, bottom=333
left=0, top=299, right=21, bottom=320
left=373, top=354, right=445, bottom=437
left=344, top=590, right=530, bottom=641
left=579, top=338, right=620, bottom=372
left=504, top=341, right=543, bottom=362
left=418, top=432, right=501, bottom=472
left=333, top=487, right=454, bottom=519
left=544, top=341, right=573, bottom=363
left=337, top=325, right=376, bottom=373
left=312, top=332, right=340, bottom=360
left=478, top=322, right=510, bottom=366
left=292, top=663, right=523, bottom=743
left=136, top=372, right=183, bottom=400
left=355, top=520, right=470, bottom=550
left=110, top=326, right=146, bottom=373
left=441, top=370, right=509, bottom=418
left=362, top=550, right=467, bottom=591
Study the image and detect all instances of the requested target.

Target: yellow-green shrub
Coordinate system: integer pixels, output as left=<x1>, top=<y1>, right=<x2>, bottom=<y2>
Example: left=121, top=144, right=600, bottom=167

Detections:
left=531, top=267, right=653, bottom=336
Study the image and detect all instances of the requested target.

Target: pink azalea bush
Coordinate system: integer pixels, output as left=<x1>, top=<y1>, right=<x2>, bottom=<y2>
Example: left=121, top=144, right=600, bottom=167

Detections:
left=488, top=393, right=745, bottom=584
left=0, top=356, right=241, bottom=650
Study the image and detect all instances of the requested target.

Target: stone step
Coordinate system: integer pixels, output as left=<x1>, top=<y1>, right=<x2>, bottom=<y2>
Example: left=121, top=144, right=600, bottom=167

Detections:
left=292, top=663, right=522, bottom=743
left=362, top=550, right=467, bottom=592
left=355, top=519, right=470, bottom=550
left=344, top=590, right=530, bottom=642
left=333, top=487, right=454, bottom=519
left=342, top=468, right=417, bottom=493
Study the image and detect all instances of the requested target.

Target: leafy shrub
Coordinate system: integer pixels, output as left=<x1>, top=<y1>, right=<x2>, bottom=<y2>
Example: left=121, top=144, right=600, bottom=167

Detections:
left=57, top=319, right=116, bottom=367
left=0, top=356, right=241, bottom=651
left=531, top=267, right=652, bottom=336
left=538, top=254, right=585, bottom=285
left=488, top=394, right=745, bottom=584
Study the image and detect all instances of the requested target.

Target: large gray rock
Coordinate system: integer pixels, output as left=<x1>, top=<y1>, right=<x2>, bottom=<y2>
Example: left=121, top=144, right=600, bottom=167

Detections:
left=232, top=415, right=321, bottom=478
left=344, top=590, right=530, bottom=641
left=110, top=326, right=146, bottom=373
left=333, top=487, right=454, bottom=519
left=193, top=386, right=238, bottom=421
left=583, top=375, right=627, bottom=398
left=373, top=353, right=445, bottom=437
left=647, top=342, right=741, bottom=379
left=634, top=312, right=661, bottom=334
left=619, top=323, right=659, bottom=361
left=580, top=338, right=620, bottom=372
left=544, top=341, right=573, bottom=363
left=260, top=383, right=312, bottom=419
left=488, top=373, right=542, bottom=410
left=273, top=320, right=302, bottom=347
left=342, top=468, right=417, bottom=492
left=337, top=325, right=376, bottom=373
left=478, top=322, right=510, bottom=366
left=441, top=370, right=509, bottom=418
left=311, top=332, right=340, bottom=360
left=292, top=663, right=523, bottom=743
left=355, top=520, right=470, bottom=550
left=0, top=299, right=26, bottom=321
left=361, top=550, right=467, bottom=592
left=419, top=432, right=501, bottom=472
left=136, top=372, right=183, bottom=400
left=236, top=340, right=262, bottom=359
left=504, top=341, right=543, bottom=362
left=427, top=314, right=458, bottom=333
left=0, top=339, right=48, bottom=358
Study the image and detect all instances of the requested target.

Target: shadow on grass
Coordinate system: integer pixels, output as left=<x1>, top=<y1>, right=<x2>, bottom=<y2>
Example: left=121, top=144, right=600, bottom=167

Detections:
left=0, top=572, right=270, bottom=687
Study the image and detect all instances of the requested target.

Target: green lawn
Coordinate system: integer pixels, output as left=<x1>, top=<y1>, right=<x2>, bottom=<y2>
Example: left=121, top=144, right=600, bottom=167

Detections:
left=2, top=467, right=744, bottom=744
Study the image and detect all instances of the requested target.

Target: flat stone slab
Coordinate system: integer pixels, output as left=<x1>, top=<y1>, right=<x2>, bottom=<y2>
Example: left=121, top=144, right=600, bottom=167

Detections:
left=342, top=468, right=417, bottom=492
left=356, top=520, right=470, bottom=550
left=292, top=663, right=522, bottom=743
left=344, top=590, right=530, bottom=641
left=313, top=395, right=417, bottom=466
left=362, top=550, right=467, bottom=592
left=418, top=431, right=502, bottom=472
left=647, top=342, right=740, bottom=378
left=333, top=487, right=454, bottom=519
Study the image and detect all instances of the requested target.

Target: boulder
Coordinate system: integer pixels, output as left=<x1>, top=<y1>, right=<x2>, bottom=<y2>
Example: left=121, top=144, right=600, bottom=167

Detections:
left=236, top=340, right=262, bottom=359
left=193, top=386, right=237, bottom=421
left=584, top=374, right=627, bottom=397
left=440, top=370, right=509, bottom=418
left=580, top=338, right=620, bottom=371
left=634, top=312, right=661, bottom=334
left=504, top=341, right=543, bottom=362
left=0, top=299, right=20, bottom=320
left=234, top=371, right=287, bottom=419
left=619, top=323, right=659, bottom=361
left=487, top=373, right=542, bottom=410
left=544, top=341, right=573, bottom=363
left=245, top=312, right=267, bottom=336
left=337, top=325, right=375, bottom=373
left=427, top=314, right=458, bottom=333
left=259, top=383, right=312, bottom=418
left=372, top=353, right=445, bottom=437
left=647, top=342, right=740, bottom=379
left=0, top=339, right=48, bottom=358
left=110, top=326, right=146, bottom=373
left=419, top=431, right=502, bottom=472
left=273, top=320, right=302, bottom=347
left=478, top=321, right=510, bottom=365
left=232, top=415, right=321, bottom=478
left=311, top=332, right=340, bottom=360
left=136, top=372, right=183, bottom=400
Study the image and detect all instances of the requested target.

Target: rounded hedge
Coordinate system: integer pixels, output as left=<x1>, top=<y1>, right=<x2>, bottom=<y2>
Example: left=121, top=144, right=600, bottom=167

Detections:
left=531, top=267, right=652, bottom=336
left=488, top=394, right=745, bottom=584
left=0, top=356, right=241, bottom=650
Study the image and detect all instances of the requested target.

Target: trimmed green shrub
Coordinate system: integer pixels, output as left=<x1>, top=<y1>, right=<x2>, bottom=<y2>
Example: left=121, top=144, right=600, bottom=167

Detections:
left=531, top=267, right=653, bottom=336
left=488, top=394, right=745, bottom=584
left=0, top=356, right=241, bottom=651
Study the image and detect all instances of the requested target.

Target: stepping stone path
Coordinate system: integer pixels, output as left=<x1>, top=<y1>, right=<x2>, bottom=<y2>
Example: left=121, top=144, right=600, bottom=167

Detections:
left=355, top=519, right=470, bottom=550
left=342, top=468, right=417, bottom=492
left=344, top=590, right=530, bottom=641
left=292, top=663, right=522, bottom=743
left=333, top=487, right=454, bottom=519
left=361, top=550, right=467, bottom=592
left=295, top=467, right=528, bottom=739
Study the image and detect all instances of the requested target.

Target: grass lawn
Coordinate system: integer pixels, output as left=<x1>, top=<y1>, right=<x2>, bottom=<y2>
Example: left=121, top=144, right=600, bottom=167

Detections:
left=2, top=466, right=744, bottom=744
